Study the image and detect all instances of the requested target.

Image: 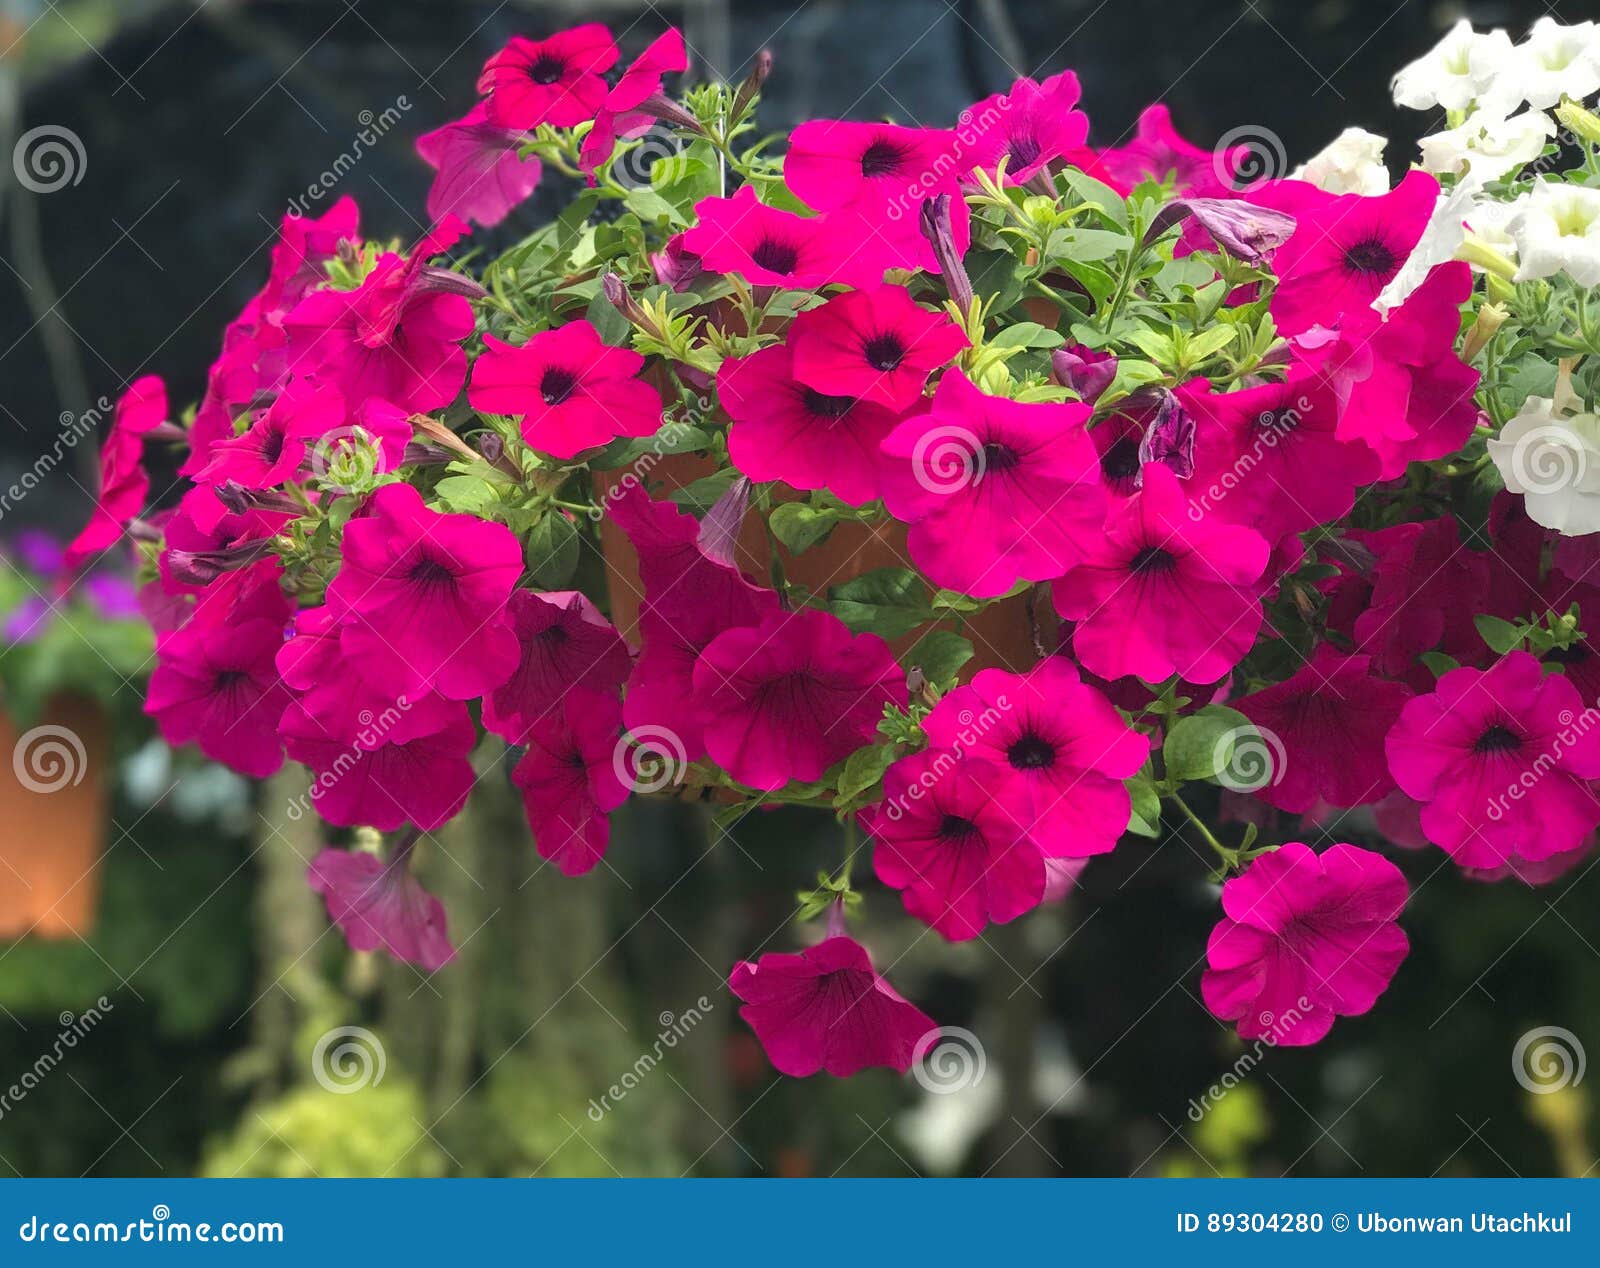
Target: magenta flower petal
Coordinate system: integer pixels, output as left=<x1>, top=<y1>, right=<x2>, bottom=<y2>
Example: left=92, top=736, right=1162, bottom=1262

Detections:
left=416, top=102, right=542, bottom=228
left=512, top=691, right=630, bottom=877
left=477, top=24, right=618, bottom=130
left=482, top=590, right=631, bottom=743
left=308, top=845, right=456, bottom=973
left=789, top=285, right=967, bottom=411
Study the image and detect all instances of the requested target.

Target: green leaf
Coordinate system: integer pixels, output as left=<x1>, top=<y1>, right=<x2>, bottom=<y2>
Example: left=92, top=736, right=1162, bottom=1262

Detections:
left=904, top=629, right=975, bottom=689
left=1474, top=614, right=1526, bottom=655
left=1056, top=169, right=1129, bottom=227
left=524, top=511, right=581, bottom=588
left=585, top=288, right=632, bottom=347
left=1163, top=704, right=1256, bottom=785
left=1419, top=651, right=1460, bottom=678
left=769, top=501, right=841, bottom=555
left=1126, top=770, right=1162, bottom=838
left=431, top=475, right=498, bottom=516
left=668, top=468, right=740, bottom=516
left=990, top=321, right=1065, bottom=351
left=827, top=568, right=933, bottom=638
left=834, top=743, right=898, bottom=809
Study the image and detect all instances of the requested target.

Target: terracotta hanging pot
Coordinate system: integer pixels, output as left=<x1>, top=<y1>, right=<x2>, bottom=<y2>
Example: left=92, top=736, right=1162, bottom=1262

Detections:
left=595, top=454, right=1050, bottom=672
left=0, top=693, right=111, bottom=940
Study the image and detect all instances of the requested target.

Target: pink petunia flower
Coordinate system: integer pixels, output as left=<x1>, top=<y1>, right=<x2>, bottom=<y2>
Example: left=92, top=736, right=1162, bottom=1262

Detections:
left=1233, top=646, right=1412, bottom=814
left=468, top=322, right=661, bottom=459
left=307, top=837, right=456, bottom=973
left=1180, top=367, right=1380, bottom=542
left=729, top=925, right=938, bottom=1077
left=482, top=590, right=631, bottom=743
left=881, top=369, right=1105, bottom=598
left=1054, top=464, right=1271, bottom=684
left=1385, top=651, right=1600, bottom=868
left=477, top=23, right=618, bottom=130
left=718, top=342, right=902, bottom=505
left=511, top=690, right=630, bottom=877
left=282, top=224, right=476, bottom=414
left=1258, top=169, right=1439, bottom=336
left=1095, top=104, right=1250, bottom=198
left=789, top=285, right=967, bottom=411
left=692, top=607, right=906, bottom=791
left=578, top=29, right=689, bottom=177
left=610, top=484, right=778, bottom=762
left=678, top=185, right=842, bottom=288
left=961, top=71, right=1090, bottom=185
left=62, top=377, right=168, bottom=574
left=786, top=120, right=957, bottom=212
left=196, top=380, right=344, bottom=489
left=922, top=657, right=1150, bottom=858
left=281, top=692, right=478, bottom=831
left=416, top=102, right=542, bottom=228
left=1201, top=842, right=1410, bottom=1046
left=864, top=752, right=1042, bottom=940
left=145, top=580, right=294, bottom=779
left=325, top=483, right=523, bottom=701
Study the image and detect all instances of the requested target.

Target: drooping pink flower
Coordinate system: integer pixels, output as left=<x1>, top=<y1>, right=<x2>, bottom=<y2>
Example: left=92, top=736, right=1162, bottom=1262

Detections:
left=477, top=23, right=618, bottom=130
left=678, top=185, right=842, bottom=288
left=578, top=29, right=688, bottom=177
left=1095, top=104, right=1250, bottom=198
left=1201, top=842, right=1410, bottom=1046
left=864, top=752, right=1041, bottom=940
left=512, top=690, right=630, bottom=877
left=1052, top=344, right=1117, bottom=404
left=145, top=581, right=294, bottom=779
left=729, top=929, right=938, bottom=1077
left=1233, top=646, right=1412, bottom=814
left=308, top=838, right=456, bottom=972
left=610, top=484, right=778, bottom=762
left=789, top=285, right=966, bottom=411
left=282, top=224, right=476, bottom=414
left=196, top=380, right=344, bottom=489
left=416, top=102, right=542, bottom=228
left=1257, top=169, right=1438, bottom=336
left=62, top=377, right=168, bottom=574
left=718, top=342, right=902, bottom=506
left=324, top=483, right=522, bottom=701
left=693, top=607, right=906, bottom=791
left=468, top=322, right=661, bottom=459
left=880, top=369, right=1105, bottom=598
left=482, top=590, right=631, bottom=743
left=1054, top=464, right=1271, bottom=684
left=1385, top=651, right=1600, bottom=868
left=922, top=657, right=1150, bottom=858
left=961, top=71, right=1089, bottom=185
left=281, top=692, right=478, bottom=831
left=1180, top=368, right=1380, bottom=542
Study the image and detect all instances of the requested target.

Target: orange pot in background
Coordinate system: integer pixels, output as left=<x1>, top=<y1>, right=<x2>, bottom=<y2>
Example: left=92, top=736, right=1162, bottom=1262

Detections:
left=0, top=694, right=111, bottom=939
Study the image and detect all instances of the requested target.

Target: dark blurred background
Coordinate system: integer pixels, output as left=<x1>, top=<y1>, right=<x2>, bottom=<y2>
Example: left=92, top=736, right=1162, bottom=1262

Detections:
left=1, top=0, right=1597, bottom=1179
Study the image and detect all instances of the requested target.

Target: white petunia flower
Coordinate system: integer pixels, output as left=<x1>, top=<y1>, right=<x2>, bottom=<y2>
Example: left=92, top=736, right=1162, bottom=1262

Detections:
left=1488, top=397, right=1600, bottom=537
left=1374, top=178, right=1481, bottom=314
left=1506, top=17, right=1600, bottom=111
left=1291, top=127, right=1390, bottom=195
left=1392, top=19, right=1515, bottom=112
left=1418, top=106, right=1555, bottom=182
left=1508, top=181, right=1600, bottom=286
left=1462, top=195, right=1522, bottom=269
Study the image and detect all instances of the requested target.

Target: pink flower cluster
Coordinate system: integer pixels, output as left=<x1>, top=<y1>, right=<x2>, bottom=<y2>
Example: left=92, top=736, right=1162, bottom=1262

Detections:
left=70, top=19, right=1582, bottom=1085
